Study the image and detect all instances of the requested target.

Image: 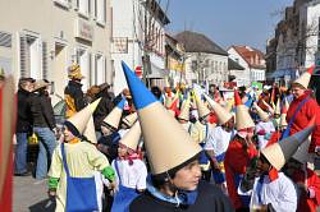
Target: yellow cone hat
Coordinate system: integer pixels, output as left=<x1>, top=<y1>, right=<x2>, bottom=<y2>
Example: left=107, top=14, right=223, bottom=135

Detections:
left=122, top=112, right=138, bottom=128
left=293, top=65, right=315, bottom=89
left=65, top=98, right=101, bottom=135
left=102, top=98, right=125, bottom=130
left=83, top=115, right=97, bottom=144
left=203, top=93, right=232, bottom=125
left=122, top=61, right=202, bottom=176
left=234, top=89, right=255, bottom=130
left=194, top=93, right=210, bottom=118
left=253, top=102, right=269, bottom=121
left=120, top=121, right=141, bottom=150
left=178, top=97, right=191, bottom=121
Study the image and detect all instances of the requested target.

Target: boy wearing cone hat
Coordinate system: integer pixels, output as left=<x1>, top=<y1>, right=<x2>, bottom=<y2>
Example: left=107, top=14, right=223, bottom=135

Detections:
left=286, top=65, right=320, bottom=155
left=64, top=62, right=87, bottom=118
left=203, top=93, right=236, bottom=194
left=224, top=89, right=258, bottom=211
left=47, top=99, right=115, bottom=212
left=239, top=125, right=315, bottom=211
left=111, top=121, right=148, bottom=211
left=120, top=61, right=233, bottom=211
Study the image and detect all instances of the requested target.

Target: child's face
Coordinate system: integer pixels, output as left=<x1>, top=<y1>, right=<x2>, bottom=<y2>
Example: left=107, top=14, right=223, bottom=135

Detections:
left=63, top=126, right=75, bottom=141
left=118, top=145, right=128, bottom=157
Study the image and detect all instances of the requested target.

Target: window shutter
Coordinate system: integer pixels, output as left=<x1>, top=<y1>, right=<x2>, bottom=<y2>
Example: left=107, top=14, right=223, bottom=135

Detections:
left=0, top=31, right=12, bottom=48
left=42, top=41, right=48, bottom=79
left=19, top=35, right=28, bottom=77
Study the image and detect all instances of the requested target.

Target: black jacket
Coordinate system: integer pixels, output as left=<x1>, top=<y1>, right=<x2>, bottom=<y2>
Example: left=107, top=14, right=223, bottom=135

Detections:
left=16, top=89, right=33, bottom=133
left=93, top=90, right=114, bottom=131
left=130, top=181, right=234, bottom=212
left=30, top=92, right=56, bottom=130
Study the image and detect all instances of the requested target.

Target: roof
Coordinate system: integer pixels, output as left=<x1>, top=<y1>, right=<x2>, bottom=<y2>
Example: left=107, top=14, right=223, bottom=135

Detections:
left=228, top=58, right=245, bottom=70
left=175, top=31, right=228, bottom=56
left=229, top=45, right=266, bottom=69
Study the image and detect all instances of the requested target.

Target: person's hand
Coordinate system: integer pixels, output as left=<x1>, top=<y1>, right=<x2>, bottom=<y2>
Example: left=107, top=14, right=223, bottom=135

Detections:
left=47, top=189, right=56, bottom=200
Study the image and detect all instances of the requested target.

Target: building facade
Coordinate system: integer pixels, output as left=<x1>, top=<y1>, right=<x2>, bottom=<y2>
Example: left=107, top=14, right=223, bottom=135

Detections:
left=0, top=0, right=112, bottom=104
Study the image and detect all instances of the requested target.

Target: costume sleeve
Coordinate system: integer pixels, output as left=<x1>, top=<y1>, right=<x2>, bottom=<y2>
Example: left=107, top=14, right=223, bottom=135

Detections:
left=307, top=101, right=320, bottom=150
left=307, top=169, right=320, bottom=205
left=101, top=166, right=115, bottom=182
left=136, top=162, right=148, bottom=190
left=48, top=145, right=62, bottom=179
left=87, top=144, right=110, bottom=170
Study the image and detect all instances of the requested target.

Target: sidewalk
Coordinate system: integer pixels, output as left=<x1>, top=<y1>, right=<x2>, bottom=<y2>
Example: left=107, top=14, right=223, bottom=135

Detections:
left=13, top=176, right=55, bottom=212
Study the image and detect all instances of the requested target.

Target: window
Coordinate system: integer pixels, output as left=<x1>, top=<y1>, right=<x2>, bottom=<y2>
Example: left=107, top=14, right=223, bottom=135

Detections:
left=77, top=0, right=90, bottom=17
left=75, top=48, right=90, bottom=90
left=95, top=54, right=105, bottom=85
left=95, top=0, right=106, bottom=24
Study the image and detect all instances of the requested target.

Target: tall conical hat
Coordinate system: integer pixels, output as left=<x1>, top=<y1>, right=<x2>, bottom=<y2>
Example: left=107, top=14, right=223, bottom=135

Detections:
left=83, top=115, right=97, bottom=144
left=274, top=98, right=281, bottom=115
left=177, top=96, right=191, bottom=121
left=280, top=99, right=289, bottom=127
left=194, top=92, right=210, bottom=118
left=102, top=98, right=125, bottom=130
left=65, top=98, right=101, bottom=135
left=253, top=102, right=269, bottom=121
left=203, top=93, right=232, bottom=125
left=122, top=112, right=138, bottom=128
left=292, top=138, right=311, bottom=164
left=0, top=76, right=15, bottom=203
left=293, top=65, right=315, bottom=89
left=119, top=121, right=141, bottom=150
left=261, top=123, right=315, bottom=171
left=121, top=61, right=201, bottom=176
left=234, top=89, right=255, bottom=130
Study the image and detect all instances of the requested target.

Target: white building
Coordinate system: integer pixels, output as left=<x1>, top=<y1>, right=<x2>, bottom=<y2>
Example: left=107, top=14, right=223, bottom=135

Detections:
left=227, top=45, right=266, bottom=86
left=111, top=0, right=169, bottom=95
left=0, top=0, right=112, bottom=104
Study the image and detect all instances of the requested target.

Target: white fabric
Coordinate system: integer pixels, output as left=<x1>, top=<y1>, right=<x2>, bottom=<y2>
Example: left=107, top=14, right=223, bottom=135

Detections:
left=181, top=122, right=192, bottom=132
left=255, top=120, right=275, bottom=149
left=94, top=171, right=108, bottom=212
left=250, top=173, right=297, bottom=212
left=111, top=159, right=147, bottom=191
left=204, top=126, right=234, bottom=158
left=118, top=129, right=130, bottom=138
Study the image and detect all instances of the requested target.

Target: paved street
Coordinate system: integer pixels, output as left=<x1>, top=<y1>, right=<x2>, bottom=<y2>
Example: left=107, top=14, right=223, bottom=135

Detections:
left=13, top=176, right=55, bottom=212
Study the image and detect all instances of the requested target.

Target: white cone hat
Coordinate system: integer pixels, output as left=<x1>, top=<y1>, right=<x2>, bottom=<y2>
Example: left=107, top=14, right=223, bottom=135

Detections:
left=119, top=121, right=141, bottom=150
left=234, top=89, right=255, bottom=130
left=102, top=98, right=125, bottom=130
left=122, top=112, right=138, bottom=128
left=203, top=93, right=232, bottom=125
left=65, top=98, right=101, bottom=136
left=280, top=99, right=289, bottom=127
left=83, top=115, right=97, bottom=144
left=293, top=65, right=315, bottom=89
left=178, top=97, right=191, bottom=121
left=261, top=122, right=315, bottom=171
left=274, top=98, right=281, bottom=115
left=292, top=138, right=311, bottom=164
left=194, top=92, right=210, bottom=118
left=121, top=61, right=202, bottom=176
left=253, top=102, right=269, bottom=121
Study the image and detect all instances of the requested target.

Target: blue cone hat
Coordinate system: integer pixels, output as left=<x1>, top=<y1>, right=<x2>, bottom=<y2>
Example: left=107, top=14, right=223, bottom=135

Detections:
left=121, top=61, right=201, bottom=176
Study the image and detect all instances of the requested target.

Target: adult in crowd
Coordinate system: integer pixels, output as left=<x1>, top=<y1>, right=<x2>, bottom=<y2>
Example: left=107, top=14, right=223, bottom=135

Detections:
left=64, top=62, right=87, bottom=118
left=14, top=77, right=35, bottom=176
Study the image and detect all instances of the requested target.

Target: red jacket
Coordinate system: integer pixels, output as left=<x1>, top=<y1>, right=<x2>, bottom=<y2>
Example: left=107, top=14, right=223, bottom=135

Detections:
left=292, top=168, right=320, bottom=212
left=286, top=91, right=320, bottom=152
left=224, top=136, right=258, bottom=209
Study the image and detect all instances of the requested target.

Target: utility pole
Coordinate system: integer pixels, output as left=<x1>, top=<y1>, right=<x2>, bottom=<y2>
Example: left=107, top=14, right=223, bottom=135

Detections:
left=142, top=0, right=150, bottom=87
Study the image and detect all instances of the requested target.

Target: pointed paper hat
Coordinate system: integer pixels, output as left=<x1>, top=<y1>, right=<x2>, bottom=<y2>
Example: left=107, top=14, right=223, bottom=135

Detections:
left=177, top=96, right=191, bottom=121
left=119, top=121, right=141, bottom=150
left=194, top=92, right=210, bottom=118
left=293, top=65, right=315, bottom=89
left=122, top=112, right=138, bottom=128
left=121, top=61, right=202, bottom=176
left=253, top=102, right=269, bottom=121
left=0, top=76, right=15, bottom=197
left=280, top=99, right=289, bottom=127
left=274, top=98, right=281, bottom=115
left=102, top=98, right=125, bottom=130
left=83, top=115, right=97, bottom=144
left=203, top=93, right=232, bottom=125
left=261, top=123, right=315, bottom=171
left=234, top=89, right=255, bottom=130
left=65, top=98, right=101, bottom=136
left=292, top=138, right=311, bottom=164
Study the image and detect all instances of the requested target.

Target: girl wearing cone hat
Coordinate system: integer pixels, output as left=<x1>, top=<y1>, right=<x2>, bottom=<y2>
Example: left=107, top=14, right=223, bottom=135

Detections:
left=224, top=89, right=258, bottom=211
left=111, top=121, right=148, bottom=211
left=47, top=99, right=115, bottom=212
left=285, top=65, right=320, bottom=155
left=121, top=61, right=233, bottom=212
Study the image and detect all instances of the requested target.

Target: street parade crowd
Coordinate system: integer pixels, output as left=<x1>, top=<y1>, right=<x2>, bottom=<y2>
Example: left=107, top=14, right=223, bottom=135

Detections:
left=1, top=61, right=320, bottom=212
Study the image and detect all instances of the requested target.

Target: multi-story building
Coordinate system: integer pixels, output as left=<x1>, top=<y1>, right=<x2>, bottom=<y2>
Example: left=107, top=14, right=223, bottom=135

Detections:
left=227, top=45, right=266, bottom=86
left=175, top=31, right=229, bottom=87
left=0, top=0, right=112, bottom=103
left=111, top=0, right=169, bottom=94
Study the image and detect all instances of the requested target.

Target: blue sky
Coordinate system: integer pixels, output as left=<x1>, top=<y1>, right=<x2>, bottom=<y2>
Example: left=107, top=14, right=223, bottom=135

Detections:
left=162, top=0, right=293, bottom=52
